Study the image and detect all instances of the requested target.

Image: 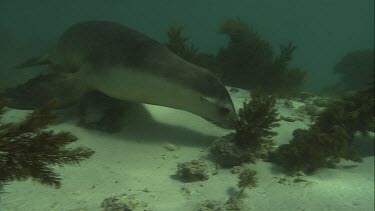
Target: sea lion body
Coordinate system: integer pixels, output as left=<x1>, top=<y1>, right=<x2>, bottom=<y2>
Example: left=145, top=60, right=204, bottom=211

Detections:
left=15, top=21, right=238, bottom=129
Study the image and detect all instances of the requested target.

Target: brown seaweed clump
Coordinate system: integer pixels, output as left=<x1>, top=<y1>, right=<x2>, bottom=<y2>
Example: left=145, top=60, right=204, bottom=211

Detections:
left=334, top=49, right=374, bottom=91
left=165, top=19, right=306, bottom=97
left=237, top=168, right=257, bottom=198
left=323, top=49, right=374, bottom=96
left=165, top=26, right=221, bottom=78
left=217, top=19, right=306, bottom=96
left=315, top=88, right=375, bottom=138
left=0, top=101, right=94, bottom=189
left=165, top=26, right=199, bottom=63
left=197, top=168, right=256, bottom=210
left=234, top=92, right=280, bottom=150
left=271, top=126, right=358, bottom=173
left=211, top=92, right=280, bottom=167
left=270, top=86, right=374, bottom=173
left=217, top=19, right=274, bottom=88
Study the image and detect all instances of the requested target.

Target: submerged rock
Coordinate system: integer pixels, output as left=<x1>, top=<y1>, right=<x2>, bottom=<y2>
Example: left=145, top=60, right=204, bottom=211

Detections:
left=176, top=160, right=210, bottom=182
left=100, top=194, right=150, bottom=211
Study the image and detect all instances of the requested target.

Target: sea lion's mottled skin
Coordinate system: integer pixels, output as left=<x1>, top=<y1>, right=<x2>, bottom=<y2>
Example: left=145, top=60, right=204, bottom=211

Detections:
left=16, top=20, right=238, bottom=129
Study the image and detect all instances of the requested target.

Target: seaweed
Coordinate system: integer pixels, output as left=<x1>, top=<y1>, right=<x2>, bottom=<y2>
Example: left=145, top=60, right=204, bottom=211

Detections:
left=260, top=42, right=306, bottom=96
left=165, top=19, right=306, bottom=96
left=273, top=42, right=297, bottom=70
left=217, top=19, right=306, bottom=96
left=270, top=86, right=374, bottom=173
left=165, top=26, right=221, bottom=78
left=0, top=100, right=94, bottom=189
left=235, top=91, right=280, bottom=150
left=211, top=92, right=280, bottom=167
left=315, top=86, right=374, bottom=138
left=333, top=49, right=374, bottom=91
left=197, top=168, right=257, bottom=210
left=217, top=19, right=274, bottom=89
left=165, top=26, right=198, bottom=63
left=198, top=197, right=247, bottom=211
left=237, top=168, right=257, bottom=198
left=271, top=126, right=359, bottom=173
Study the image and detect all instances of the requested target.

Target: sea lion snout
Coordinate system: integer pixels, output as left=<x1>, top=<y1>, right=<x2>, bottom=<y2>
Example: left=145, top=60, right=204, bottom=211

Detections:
left=212, top=103, right=238, bottom=129
left=197, top=95, right=238, bottom=129
left=219, top=106, right=239, bottom=129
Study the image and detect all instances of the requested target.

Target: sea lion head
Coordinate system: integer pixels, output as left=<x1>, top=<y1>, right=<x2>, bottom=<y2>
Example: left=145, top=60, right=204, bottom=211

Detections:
left=166, top=64, right=238, bottom=129
left=197, top=94, right=238, bottom=129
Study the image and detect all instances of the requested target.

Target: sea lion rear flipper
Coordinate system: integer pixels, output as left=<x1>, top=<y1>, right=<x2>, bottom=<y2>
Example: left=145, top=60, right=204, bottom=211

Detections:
left=15, top=54, right=50, bottom=69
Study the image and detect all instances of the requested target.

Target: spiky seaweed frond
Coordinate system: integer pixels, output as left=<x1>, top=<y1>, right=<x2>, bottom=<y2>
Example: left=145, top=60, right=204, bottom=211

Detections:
left=237, top=168, right=257, bottom=198
left=0, top=101, right=94, bottom=188
left=165, top=26, right=198, bottom=63
left=211, top=92, right=280, bottom=167
left=270, top=88, right=373, bottom=173
left=235, top=91, right=280, bottom=151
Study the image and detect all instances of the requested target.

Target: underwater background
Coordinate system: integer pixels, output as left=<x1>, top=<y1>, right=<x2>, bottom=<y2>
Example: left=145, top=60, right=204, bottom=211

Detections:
left=0, top=0, right=374, bottom=92
left=0, top=1, right=374, bottom=211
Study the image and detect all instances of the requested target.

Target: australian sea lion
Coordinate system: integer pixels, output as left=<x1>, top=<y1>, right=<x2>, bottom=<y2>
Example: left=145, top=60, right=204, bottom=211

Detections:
left=15, top=20, right=238, bottom=129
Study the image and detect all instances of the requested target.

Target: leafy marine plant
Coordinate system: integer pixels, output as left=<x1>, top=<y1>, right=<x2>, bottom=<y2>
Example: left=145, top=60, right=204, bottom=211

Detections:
left=217, top=19, right=306, bottom=96
left=211, top=92, right=280, bottom=167
left=165, top=26, right=222, bottom=78
left=165, top=26, right=199, bottom=63
left=260, top=43, right=306, bottom=96
left=217, top=19, right=274, bottom=89
left=271, top=125, right=359, bottom=173
left=197, top=168, right=256, bottom=210
left=315, top=87, right=375, bottom=138
left=270, top=85, right=374, bottom=173
left=0, top=100, right=94, bottom=190
left=235, top=91, right=280, bottom=151
left=165, top=19, right=306, bottom=96
left=333, top=49, right=374, bottom=91
left=237, top=168, right=257, bottom=198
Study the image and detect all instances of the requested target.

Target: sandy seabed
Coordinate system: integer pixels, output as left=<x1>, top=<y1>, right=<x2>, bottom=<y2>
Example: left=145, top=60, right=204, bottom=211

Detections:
left=1, top=88, right=374, bottom=211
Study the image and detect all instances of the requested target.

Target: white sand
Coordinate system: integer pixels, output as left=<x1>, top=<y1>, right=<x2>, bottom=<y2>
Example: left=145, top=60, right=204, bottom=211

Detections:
left=1, top=89, right=374, bottom=211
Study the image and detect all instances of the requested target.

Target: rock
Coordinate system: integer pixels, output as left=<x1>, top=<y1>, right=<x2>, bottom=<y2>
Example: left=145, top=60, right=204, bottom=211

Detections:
left=297, top=92, right=315, bottom=100
left=100, top=194, right=149, bottom=211
left=279, top=115, right=296, bottom=122
left=283, top=99, right=294, bottom=108
left=297, top=104, right=319, bottom=117
left=295, top=171, right=306, bottom=177
left=198, top=200, right=225, bottom=211
left=176, top=160, right=210, bottom=182
left=312, top=97, right=331, bottom=107
left=229, top=87, right=240, bottom=93
left=198, top=197, right=247, bottom=211
left=163, top=143, right=178, bottom=151
left=230, top=166, right=243, bottom=174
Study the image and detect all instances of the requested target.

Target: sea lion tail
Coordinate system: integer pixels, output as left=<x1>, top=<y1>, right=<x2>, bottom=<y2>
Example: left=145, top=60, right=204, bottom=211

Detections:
left=15, top=54, right=50, bottom=69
